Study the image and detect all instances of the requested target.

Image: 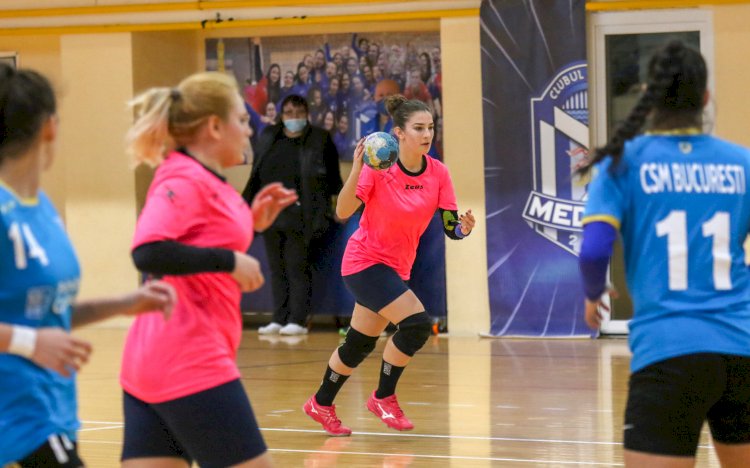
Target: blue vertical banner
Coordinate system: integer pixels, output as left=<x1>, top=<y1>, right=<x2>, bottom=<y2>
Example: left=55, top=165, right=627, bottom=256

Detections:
left=480, top=0, right=591, bottom=336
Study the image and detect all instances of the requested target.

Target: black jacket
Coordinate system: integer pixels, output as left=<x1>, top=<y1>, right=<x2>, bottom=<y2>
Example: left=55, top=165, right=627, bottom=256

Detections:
left=242, top=123, right=342, bottom=241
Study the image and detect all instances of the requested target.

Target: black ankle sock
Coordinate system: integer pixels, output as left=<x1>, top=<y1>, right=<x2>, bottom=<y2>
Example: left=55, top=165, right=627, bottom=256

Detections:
left=375, top=360, right=405, bottom=399
left=315, top=366, right=350, bottom=406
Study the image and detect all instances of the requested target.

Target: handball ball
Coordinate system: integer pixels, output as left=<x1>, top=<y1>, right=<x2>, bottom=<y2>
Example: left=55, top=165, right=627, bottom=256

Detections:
left=363, top=132, right=399, bottom=170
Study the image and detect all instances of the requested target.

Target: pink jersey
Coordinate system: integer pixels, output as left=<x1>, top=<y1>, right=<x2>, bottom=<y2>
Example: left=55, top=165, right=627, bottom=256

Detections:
left=120, top=152, right=253, bottom=403
left=342, top=156, right=457, bottom=280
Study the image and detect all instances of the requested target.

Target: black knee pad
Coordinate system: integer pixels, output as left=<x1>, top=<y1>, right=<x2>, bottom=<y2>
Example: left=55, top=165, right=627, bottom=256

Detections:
left=337, top=327, right=378, bottom=368
left=392, top=312, right=432, bottom=357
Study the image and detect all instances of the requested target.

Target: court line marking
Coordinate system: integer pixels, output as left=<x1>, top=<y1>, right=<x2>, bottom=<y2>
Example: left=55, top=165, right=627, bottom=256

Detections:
left=79, top=425, right=123, bottom=432
left=268, top=448, right=624, bottom=465
left=79, top=421, right=713, bottom=449
left=261, top=427, right=712, bottom=449
left=76, top=441, right=622, bottom=466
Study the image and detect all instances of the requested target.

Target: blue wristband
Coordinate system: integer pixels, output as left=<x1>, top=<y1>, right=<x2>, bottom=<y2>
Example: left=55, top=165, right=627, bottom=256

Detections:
left=454, top=224, right=467, bottom=239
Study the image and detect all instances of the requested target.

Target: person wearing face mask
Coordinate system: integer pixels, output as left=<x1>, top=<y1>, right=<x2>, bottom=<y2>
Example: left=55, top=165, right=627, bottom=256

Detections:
left=243, top=95, right=343, bottom=336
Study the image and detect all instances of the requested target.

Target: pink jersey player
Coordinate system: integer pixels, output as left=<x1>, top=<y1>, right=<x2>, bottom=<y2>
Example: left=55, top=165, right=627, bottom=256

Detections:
left=121, top=151, right=253, bottom=402
left=342, top=155, right=457, bottom=280
left=304, top=94, right=476, bottom=436
left=120, top=72, right=296, bottom=467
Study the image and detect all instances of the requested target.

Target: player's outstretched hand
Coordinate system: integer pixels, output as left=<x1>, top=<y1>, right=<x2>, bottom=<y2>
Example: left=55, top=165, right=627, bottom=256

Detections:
left=232, top=252, right=265, bottom=292
left=124, top=280, right=177, bottom=320
left=459, top=209, right=475, bottom=236
left=33, top=328, right=92, bottom=377
left=252, top=182, right=299, bottom=232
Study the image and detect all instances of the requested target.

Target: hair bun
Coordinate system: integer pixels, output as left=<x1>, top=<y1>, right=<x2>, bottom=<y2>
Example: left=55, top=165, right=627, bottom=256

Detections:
left=384, top=94, right=407, bottom=117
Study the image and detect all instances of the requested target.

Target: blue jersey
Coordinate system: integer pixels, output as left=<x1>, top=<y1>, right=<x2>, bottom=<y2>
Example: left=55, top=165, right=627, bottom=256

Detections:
left=0, top=184, right=80, bottom=464
left=584, top=134, right=750, bottom=371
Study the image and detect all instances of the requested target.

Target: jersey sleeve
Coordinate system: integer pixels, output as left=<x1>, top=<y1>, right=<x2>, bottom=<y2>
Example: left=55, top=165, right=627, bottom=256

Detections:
left=582, top=161, right=628, bottom=230
left=355, top=165, right=376, bottom=204
left=132, top=176, right=204, bottom=248
left=437, top=163, right=458, bottom=211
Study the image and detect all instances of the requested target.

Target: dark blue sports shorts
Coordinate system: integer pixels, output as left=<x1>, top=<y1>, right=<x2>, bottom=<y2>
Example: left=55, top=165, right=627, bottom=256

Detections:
left=121, top=379, right=267, bottom=467
left=343, top=263, right=409, bottom=312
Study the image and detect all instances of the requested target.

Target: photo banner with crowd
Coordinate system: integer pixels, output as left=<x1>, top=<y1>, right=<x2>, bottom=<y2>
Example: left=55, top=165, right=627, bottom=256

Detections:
left=481, top=0, right=593, bottom=336
left=206, top=32, right=449, bottom=319
left=207, top=32, right=443, bottom=162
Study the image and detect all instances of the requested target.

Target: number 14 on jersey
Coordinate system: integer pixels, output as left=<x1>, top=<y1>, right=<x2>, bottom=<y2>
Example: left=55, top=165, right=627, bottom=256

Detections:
left=8, top=222, right=49, bottom=270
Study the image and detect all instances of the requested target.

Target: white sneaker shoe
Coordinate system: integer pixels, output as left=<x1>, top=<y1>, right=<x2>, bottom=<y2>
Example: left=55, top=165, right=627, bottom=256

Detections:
left=259, top=322, right=283, bottom=335
left=279, top=323, right=308, bottom=335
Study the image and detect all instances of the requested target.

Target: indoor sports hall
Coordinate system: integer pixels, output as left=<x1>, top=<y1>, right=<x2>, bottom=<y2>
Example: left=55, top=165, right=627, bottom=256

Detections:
left=2, top=1, right=750, bottom=466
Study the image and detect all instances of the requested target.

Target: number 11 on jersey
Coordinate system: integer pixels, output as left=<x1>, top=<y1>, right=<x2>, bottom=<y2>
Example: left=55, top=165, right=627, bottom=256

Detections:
left=655, top=210, right=731, bottom=291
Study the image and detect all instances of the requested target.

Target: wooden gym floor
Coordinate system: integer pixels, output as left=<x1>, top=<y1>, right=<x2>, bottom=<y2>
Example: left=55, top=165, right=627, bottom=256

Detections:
left=74, top=326, right=722, bottom=467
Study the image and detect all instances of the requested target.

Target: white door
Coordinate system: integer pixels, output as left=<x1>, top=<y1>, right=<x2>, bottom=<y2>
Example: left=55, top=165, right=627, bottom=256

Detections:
left=587, top=9, right=714, bottom=334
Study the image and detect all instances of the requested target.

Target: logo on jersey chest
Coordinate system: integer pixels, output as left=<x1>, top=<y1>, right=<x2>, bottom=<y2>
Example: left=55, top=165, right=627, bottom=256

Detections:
left=0, top=200, right=16, bottom=214
left=404, top=184, right=424, bottom=190
left=522, top=62, right=589, bottom=256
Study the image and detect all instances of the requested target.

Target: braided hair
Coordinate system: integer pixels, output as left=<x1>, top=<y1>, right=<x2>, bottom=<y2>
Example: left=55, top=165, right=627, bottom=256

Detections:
left=582, top=40, right=707, bottom=174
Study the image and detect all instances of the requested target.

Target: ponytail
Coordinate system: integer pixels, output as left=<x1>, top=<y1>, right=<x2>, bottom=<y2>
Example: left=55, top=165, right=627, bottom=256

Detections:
left=583, top=87, right=657, bottom=173
left=126, top=71, right=240, bottom=167
left=125, top=88, right=174, bottom=167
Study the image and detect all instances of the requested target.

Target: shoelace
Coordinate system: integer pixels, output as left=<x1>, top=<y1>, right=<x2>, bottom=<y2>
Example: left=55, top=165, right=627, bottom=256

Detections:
left=321, top=406, right=343, bottom=426
left=383, top=396, right=405, bottom=418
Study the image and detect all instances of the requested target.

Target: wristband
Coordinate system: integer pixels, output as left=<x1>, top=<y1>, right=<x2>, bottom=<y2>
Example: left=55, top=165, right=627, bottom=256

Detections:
left=454, top=224, right=469, bottom=239
left=8, top=325, right=37, bottom=358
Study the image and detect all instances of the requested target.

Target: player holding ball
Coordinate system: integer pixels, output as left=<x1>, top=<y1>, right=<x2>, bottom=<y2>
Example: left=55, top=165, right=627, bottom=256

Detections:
left=303, top=94, right=475, bottom=436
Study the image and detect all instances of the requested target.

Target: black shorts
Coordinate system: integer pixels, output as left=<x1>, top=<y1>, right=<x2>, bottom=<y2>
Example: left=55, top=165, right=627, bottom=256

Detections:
left=19, top=434, right=83, bottom=467
left=122, top=379, right=267, bottom=467
left=343, top=263, right=409, bottom=312
left=624, top=353, right=750, bottom=456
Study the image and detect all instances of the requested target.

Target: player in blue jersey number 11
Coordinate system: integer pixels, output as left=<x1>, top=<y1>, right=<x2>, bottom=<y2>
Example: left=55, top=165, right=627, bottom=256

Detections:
left=579, top=41, right=750, bottom=467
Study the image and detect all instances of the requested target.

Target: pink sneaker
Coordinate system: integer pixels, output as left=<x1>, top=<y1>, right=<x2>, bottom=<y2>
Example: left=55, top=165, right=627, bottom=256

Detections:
left=366, top=391, right=414, bottom=431
left=303, top=395, right=352, bottom=436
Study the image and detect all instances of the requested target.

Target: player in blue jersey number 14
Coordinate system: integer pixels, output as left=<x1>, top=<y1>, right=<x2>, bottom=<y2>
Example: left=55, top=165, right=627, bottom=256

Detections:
left=0, top=64, right=175, bottom=467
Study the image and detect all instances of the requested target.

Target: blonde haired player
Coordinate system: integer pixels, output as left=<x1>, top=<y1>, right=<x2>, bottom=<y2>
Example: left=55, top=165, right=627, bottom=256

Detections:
left=121, top=72, right=296, bottom=467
